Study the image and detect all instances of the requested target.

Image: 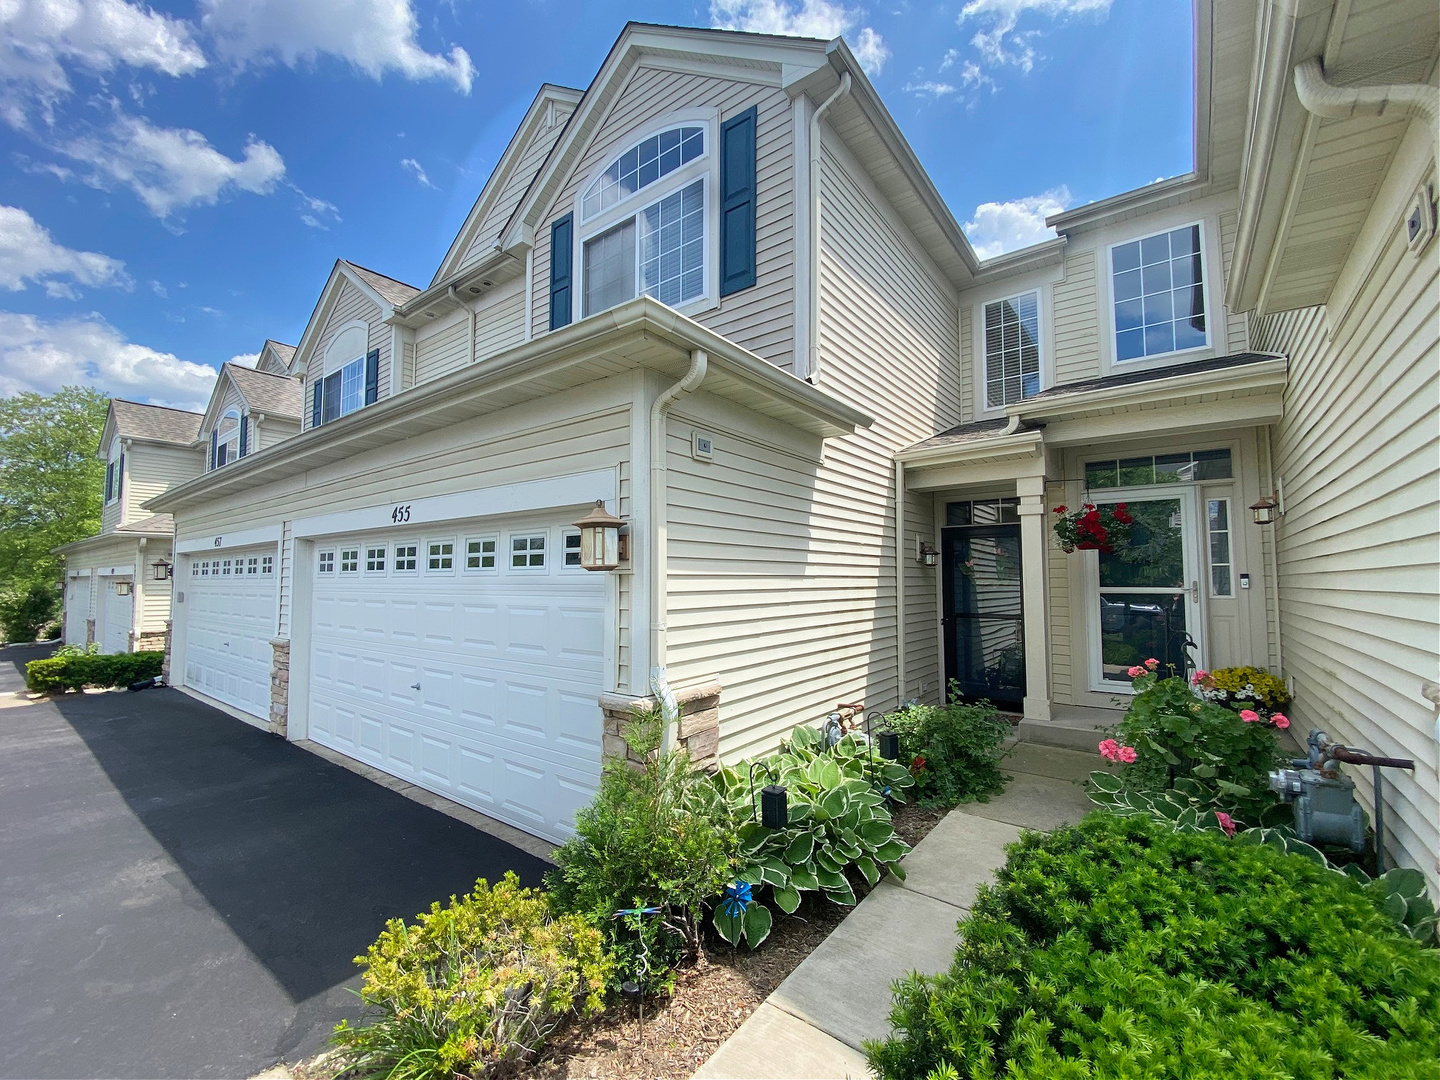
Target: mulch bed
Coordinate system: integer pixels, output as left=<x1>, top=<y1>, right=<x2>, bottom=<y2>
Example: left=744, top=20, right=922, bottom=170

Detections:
left=294, top=803, right=946, bottom=1080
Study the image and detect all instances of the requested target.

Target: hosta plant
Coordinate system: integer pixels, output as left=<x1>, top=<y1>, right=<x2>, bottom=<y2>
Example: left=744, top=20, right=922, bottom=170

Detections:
left=711, top=727, right=914, bottom=948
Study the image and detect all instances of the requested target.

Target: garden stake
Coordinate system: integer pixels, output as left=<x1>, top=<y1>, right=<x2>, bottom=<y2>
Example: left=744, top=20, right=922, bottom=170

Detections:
left=612, top=903, right=661, bottom=1052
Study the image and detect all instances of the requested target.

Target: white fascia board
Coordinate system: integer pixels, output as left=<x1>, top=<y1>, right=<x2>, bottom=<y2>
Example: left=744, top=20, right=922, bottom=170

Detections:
left=292, top=469, right=617, bottom=540
left=1009, top=359, right=1289, bottom=423
left=176, top=524, right=283, bottom=555
left=95, top=565, right=136, bottom=577
left=896, top=429, right=1044, bottom=468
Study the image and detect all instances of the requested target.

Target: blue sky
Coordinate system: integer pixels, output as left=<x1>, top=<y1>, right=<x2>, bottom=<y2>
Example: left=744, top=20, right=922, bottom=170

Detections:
left=0, top=0, right=1194, bottom=411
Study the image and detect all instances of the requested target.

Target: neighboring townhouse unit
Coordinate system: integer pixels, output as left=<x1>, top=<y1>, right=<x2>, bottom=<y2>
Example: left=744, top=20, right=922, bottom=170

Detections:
left=56, top=400, right=203, bottom=653
left=198, top=352, right=304, bottom=471
left=145, top=6, right=1438, bottom=886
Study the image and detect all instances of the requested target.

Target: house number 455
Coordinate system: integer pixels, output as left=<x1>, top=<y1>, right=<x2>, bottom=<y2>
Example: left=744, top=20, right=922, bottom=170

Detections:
left=390, top=504, right=412, bottom=524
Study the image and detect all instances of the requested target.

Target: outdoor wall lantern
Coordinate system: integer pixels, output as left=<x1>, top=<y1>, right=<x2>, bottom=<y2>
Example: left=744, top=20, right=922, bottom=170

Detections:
left=917, top=541, right=939, bottom=567
left=572, top=500, right=627, bottom=571
left=151, top=558, right=173, bottom=581
left=115, top=581, right=133, bottom=596
left=748, top=760, right=789, bottom=829
left=1249, top=496, right=1280, bottom=526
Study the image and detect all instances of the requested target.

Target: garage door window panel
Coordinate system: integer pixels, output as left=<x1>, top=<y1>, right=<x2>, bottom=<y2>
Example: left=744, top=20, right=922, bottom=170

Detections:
left=511, top=534, right=547, bottom=570
left=340, top=548, right=359, bottom=573
left=394, top=543, right=419, bottom=572
left=262, top=556, right=273, bottom=575
left=366, top=545, right=387, bottom=574
left=563, top=530, right=583, bottom=569
left=427, top=540, right=455, bottom=573
left=465, top=536, right=498, bottom=572
left=318, top=551, right=335, bottom=574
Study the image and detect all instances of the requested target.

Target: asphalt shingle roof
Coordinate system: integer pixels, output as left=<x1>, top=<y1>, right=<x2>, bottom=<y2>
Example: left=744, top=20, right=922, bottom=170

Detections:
left=110, top=400, right=203, bottom=445
left=263, top=340, right=296, bottom=367
left=118, top=514, right=176, bottom=536
left=225, top=363, right=304, bottom=419
left=343, top=262, right=421, bottom=307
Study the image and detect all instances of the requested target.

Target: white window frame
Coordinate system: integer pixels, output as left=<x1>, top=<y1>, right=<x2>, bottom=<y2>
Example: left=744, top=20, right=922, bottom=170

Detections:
left=426, top=538, right=455, bottom=574
left=245, top=556, right=259, bottom=575
left=317, top=550, right=335, bottom=574
left=980, top=289, right=1044, bottom=410
left=571, top=110, right=720, bottom=324
left=464, top=534, right=498, bottom=573
left=261, top=555, right=273, bottom=575
left=339, top=546, right=359, bottom=573
left=1207, top=497, right=1234, bottom=598
left=509, top=532, right=548, bottom=572
left=561, top=529, right=584, bottom=570
left=313, top=321, right=371, bottom=428
left=105, top=437, right=122, bottom=504
left=214, top=409, right=242, bottom=468
left=1105, top=219, right=1211, bottom=366
left=365, top=543, right=387, bottom=575
left=392, top=541, right=419, bottom=574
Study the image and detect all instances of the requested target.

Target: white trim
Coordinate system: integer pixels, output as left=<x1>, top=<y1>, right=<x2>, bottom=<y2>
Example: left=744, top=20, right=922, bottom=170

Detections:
left=974, top=287, right=1048, bottom=416
left=95, top=564, right=136, bottom=578
left=292, top=469, right=617, bottom=540
left=577, top=111, right=715, bottom=223
left=177, top=524, right=283, bottom=554
left=424, top=537, right=457, bottom=574
left=1103, top=218, right=1214, bottom=369
left=1206, top=495, right=1235, bottom=599
left=508, top=530, right=549, bottom=571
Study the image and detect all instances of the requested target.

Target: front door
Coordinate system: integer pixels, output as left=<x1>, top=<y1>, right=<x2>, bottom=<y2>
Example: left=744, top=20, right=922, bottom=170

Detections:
left=942, top=525, right=1024, bottom=709
left=1087, top=488, right=1203, bottom=690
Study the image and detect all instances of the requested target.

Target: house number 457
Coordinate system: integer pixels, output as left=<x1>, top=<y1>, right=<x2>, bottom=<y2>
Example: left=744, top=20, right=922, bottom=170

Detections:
left=390, top=504, right=412, bottom=524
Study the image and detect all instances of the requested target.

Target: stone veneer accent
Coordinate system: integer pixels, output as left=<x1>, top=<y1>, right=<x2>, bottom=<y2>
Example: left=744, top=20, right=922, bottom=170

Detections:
left=598, top=680, right=722, bottom=771
left=160, top=620, right=172, bottom=682
left=269, top=639, right=291, bottom=737
left=85, top=617, right=95, bottom=646
left=136, top=632, right=165, bottom=652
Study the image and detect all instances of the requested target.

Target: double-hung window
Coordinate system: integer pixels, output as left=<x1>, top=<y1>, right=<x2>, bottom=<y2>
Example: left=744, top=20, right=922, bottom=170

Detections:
left=1111, top=224, right=1207, bottom=361
left=578, top=124, right=708, bottom=319
left=214, top=410, right=241, bottom=468
left=316, top=356, right=365, bottom=426
left=983, top=291, right=1041, bottom=407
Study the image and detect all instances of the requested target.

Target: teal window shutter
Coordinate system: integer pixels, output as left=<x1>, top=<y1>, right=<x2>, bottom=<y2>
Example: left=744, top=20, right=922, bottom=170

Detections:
left=238, top=414, right=249, bottom=457
left=105, top=462, right=113, bottom=501
left=116, top=454, right=124, bottom=499
left=549, top=214, right=573, bottom=330
left=364, top=348, right=380, bottom=405
left=720, top=106, right=758, bottom=296
left=310, top=380, right=322, bottom=429
left=209, top=428, right=218, bottom=469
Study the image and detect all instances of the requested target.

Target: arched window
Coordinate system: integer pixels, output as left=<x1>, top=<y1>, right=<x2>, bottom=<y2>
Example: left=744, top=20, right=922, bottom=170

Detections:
left=214, top=410, right=241, bottom=468
left=577, top=121, right=711, bottom=319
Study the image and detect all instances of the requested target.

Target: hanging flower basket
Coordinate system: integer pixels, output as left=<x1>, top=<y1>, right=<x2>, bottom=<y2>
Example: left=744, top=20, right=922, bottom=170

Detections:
left=1053, top=502, right=1133, bottom=553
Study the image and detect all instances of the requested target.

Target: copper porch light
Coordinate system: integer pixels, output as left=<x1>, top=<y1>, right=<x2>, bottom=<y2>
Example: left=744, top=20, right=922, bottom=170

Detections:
left=572, top=500, right=627, bottom=571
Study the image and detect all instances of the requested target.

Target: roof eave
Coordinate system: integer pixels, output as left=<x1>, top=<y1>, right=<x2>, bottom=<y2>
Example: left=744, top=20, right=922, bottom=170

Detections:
left=1009, top=356, right=1290, bottom=422
left=1047, top=172, right=1206, bottom=234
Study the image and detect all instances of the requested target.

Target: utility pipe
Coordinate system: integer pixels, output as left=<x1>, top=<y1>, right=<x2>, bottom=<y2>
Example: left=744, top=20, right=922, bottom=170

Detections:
left=1293, top=56, right=1439, bottom=130
left=650, top=349, right=708, bottom=750
left=807, top=72, right=852, bottom=384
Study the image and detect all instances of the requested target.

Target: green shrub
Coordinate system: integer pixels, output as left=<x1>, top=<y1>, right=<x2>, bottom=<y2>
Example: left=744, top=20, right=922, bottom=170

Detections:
left=546, top=708, right=735, bottom=994
left=1106, top=668, right=1284, bottom=822
left=26, top=650, right=162, bottom=693
left=0, top=582, right=59, bottom=644
left=867, top=813, right=1440, bottom=1080
left=887, top=684, right=1011, bottom=806
left=711, top=727, right=914, bottom=947
left=332, top=872, right=609, bottom=1080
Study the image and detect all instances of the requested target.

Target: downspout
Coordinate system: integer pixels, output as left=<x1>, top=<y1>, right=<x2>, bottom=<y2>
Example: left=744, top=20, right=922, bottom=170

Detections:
left=807, top=72, right=852, bottom=384
left=650, top=349, right=709, bottom=751
left=1259, top=427, right=1283, bottom=678
left=895, top=458, right=906, bottom=706
left=134, top=536, right=146, bottom=651
left=1293, top=57, right=1440, bottom=130
left=449, top=285, right=476, bottom=366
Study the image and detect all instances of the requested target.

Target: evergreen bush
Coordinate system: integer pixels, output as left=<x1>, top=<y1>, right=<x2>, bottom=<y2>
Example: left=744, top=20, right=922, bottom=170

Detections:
left=26, top=650, right=163, bottom=693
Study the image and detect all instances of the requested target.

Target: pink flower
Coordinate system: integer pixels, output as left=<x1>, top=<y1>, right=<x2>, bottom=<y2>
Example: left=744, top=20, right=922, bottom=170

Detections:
left=1215, top=812, right=1236, bottom=837
left=1098, top=739, right=1120, bottom=762
left=1117, top=745, right=1138, bottom=764
left=1127, top=665, right=1145, bottom=678
left=1191, top=669, right=1208, bottom=685
left=1144, top=658, right=1159, bottom=669
left=1239, top=709, right=1261, bottom=723
left=1272, top=713, right=1290, bottom=730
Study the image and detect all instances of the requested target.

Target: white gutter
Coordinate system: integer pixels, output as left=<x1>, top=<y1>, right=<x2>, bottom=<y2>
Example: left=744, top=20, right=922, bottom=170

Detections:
left=650, top=349, right=708, bottom=750
left=807, top=72, right=851, bottom=384
left=1293, top=56, right=1440, bottom=130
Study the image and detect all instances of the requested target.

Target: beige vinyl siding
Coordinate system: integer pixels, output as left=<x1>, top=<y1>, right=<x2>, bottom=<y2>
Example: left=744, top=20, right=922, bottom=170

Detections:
left=1218, top=209, right=1250, bottom=353
left=531, top=66, right=795, bottom=370
left=303, top=279, right=391, bottom=430
left=1256, top=218, right=1438, bottom=891
left=255, top=418, right=300, bottom=452
left=101, top=483, right=121, bottom=532
left=458, top=102, right=577, bottom=274
left=402, top=341, right=417, bottom=391
left=127, top=445, right=201, bottom=526
left=475, top=283, right=526, bottom=363
left=664, top=134, right=959, bottom=761
left=138, top=544, right=174, bottom=633
left=958, top=305, right=975, bottom=423
left=1053, top=248, right=1100, bottom=384
left=902, top=488, right=939, bottom=703
left=413, top=314, right=469, bottom=385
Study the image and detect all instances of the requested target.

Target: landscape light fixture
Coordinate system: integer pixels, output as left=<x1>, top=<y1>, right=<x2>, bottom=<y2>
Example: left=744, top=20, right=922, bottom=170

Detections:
left=572, top=500, right=627, bottom=571
left=748, top=760, right=788, bottom=829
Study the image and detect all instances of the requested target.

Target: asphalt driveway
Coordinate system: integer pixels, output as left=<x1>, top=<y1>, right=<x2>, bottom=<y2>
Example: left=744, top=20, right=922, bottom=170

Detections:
left=0, top=646, right=551, bottom=1079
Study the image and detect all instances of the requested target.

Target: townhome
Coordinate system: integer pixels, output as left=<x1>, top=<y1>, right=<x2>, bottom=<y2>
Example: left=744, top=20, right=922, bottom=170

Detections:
left=144, top=4, right=1437, bottom=887
left=55, top=400, right=203, bottom=653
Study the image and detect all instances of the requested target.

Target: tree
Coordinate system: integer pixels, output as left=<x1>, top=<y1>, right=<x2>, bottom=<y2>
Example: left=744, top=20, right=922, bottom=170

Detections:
left=0, top=387, right=109, bottom=592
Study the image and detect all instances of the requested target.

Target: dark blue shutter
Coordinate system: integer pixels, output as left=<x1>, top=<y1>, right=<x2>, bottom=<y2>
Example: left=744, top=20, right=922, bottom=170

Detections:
left=719, top=106, right=758, bottom=296
left=310, top=380, right=323, bottom=429
left=238, top=414, right=248, bottom=457
left=364, top=348, right=380, bottom=405
left=117, top=454, right=124, bottom=499
left=549, top=213, right=574, bottom=330
left=105, top=462, right=113, bottom=501
left=209, top=429, right=218, bottom=470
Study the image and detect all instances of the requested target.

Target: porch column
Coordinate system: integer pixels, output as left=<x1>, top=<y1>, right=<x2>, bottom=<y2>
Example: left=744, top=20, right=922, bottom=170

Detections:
left=1017, top=476, right=1051, bottom=722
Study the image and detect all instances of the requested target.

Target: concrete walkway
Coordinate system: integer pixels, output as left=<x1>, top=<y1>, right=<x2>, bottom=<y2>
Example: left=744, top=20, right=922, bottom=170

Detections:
left=694, top=741, right=1099, bottom=1080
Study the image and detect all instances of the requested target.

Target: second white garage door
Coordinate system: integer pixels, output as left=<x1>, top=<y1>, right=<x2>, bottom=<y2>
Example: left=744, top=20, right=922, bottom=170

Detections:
left=182, top=547, right=278, bottom=719
left=307, top=518, right=606, bottom=843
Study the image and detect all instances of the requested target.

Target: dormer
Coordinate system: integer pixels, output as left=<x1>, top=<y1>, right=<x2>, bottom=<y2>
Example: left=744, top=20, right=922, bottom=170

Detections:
left=96, top=400, right=204, bottom=531
left=198, top=359, right=304, bottom=470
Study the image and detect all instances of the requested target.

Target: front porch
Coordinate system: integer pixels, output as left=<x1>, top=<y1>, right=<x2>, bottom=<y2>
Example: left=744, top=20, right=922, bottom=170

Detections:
left=897, top=352, right=1289, bottom=745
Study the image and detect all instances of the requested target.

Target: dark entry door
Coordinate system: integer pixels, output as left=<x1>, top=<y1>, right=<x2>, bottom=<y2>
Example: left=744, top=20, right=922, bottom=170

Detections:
left=942, top=525, right=1025, bottom=709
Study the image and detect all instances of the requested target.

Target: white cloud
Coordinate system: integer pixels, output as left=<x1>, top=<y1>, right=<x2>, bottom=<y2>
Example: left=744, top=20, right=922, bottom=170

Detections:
left=964, top=185, right=1071, bottom=259
left=710, top=0, right=890, bottom=75
left=0, top=310, right=218, bottom=409
left=200, top=0, right=474, bottom=92
left=903, top=80, right=956, bottom=100
left=958, top=59, right=997, bottom=91
left=958, top=0, right=1110, bottom=73
left=400, top=156, right=433, bottom=188
left=56, top=112, right=285, bottom=217
left=149, top=279, right=167, bottom=297
left=0, top=204, right=130, bottom=295
left=228, top=351, right=259, bottom=367
left=0, top=0, right=206, bottom=122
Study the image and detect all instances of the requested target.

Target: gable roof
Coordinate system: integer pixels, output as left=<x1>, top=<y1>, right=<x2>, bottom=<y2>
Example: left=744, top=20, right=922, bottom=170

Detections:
left=102, top=399, right=203, bottom=453
left=431, top=84, right=585, bottom=286
left=344, top=261, right=422, bottom=307
left=288, top=260, right=419, bottom=376
left=225, top=363, right=304, bottom=418
left=256, top=340, right=295, bottom=375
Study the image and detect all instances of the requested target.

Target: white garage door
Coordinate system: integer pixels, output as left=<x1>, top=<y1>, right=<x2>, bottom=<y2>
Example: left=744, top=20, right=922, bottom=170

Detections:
left=183, top=547, right=277, bottom=719
left=307, top=518, right=606, bottom=843
left=65, top=576, right=90, bottom=646
left=97, top=577, right=132, bottom=654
